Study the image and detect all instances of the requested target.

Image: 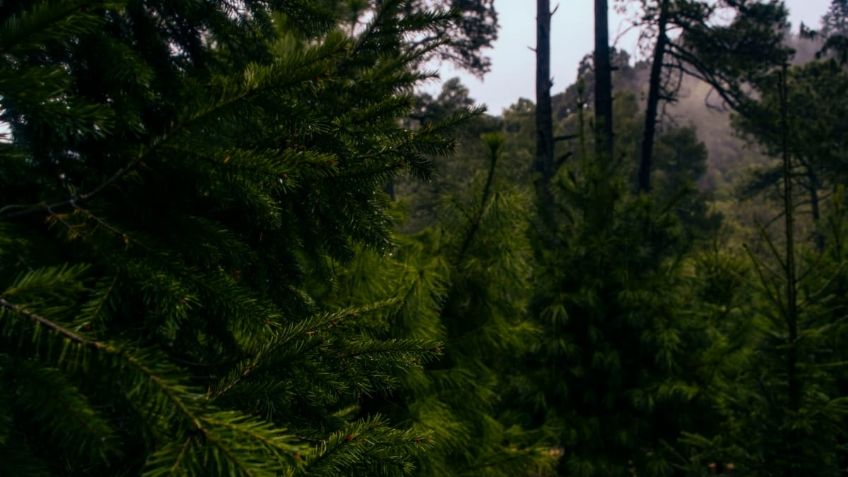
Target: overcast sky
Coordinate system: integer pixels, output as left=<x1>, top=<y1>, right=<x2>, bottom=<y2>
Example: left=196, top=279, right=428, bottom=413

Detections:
left=423, top=0, right=832, bottom=114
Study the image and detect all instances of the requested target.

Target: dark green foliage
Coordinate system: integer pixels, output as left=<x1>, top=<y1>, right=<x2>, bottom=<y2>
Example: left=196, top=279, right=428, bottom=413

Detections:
left=4, top=1, right=848, bottom=476
left=398, top=79, right=501, bottom=231
left=680, top=51, right=848, bottom=477
left=672, top=0, right=792, bottom=113
left=822, top=0, right=848, bottom=39
left=679, top=209, right=848, bottom=476
left=653, top=127, right=723, bottom=241
left=527, top=120, right=709, bottom=475
left=326, top=135, right=553, bottom=476
left=735, top=60, right=848, bottom=226
left=817, top=0, right=848, bottom=63
left=0, top=0, right=464, bottom=475
left=404, top=0, right=498, bottom=75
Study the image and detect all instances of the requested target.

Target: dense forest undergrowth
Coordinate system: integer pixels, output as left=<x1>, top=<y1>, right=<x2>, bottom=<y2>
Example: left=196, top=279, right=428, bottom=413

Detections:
left=1, top=0, right=847, bottom=476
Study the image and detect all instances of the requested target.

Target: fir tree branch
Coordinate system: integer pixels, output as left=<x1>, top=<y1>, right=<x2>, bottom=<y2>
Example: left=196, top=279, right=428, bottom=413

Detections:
left=1, top=295, right=308, bottom=474
left=0, top=297, right=90, bottom=346
left=168, top=438, right=194, bottom=475
left=0, top=40, right=345, bottom=221
left=0, top=148, right=148, bottom=219
left=0, top=295, right=204, bottom=427
left=455, top=137, right=500, bottom=263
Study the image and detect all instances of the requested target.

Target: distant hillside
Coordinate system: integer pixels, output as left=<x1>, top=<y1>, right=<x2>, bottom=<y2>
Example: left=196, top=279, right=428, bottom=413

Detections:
left=547, top=34, right=822, bottom=197
left=547, top=51, right=759, bottom=197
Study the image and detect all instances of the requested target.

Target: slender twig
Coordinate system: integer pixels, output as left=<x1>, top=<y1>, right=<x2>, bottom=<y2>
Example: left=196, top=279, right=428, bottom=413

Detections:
left=0, top=148, right=148, bottom=219
left=0, top=296, right=93, bottom=346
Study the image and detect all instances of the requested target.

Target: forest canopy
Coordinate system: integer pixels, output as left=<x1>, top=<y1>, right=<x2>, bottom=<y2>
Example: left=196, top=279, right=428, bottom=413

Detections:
left=0, top=1, right=847, bottom=476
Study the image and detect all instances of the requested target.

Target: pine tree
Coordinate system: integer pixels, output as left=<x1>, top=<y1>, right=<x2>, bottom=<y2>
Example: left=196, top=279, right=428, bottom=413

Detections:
left=325, top=134, right=554, bottom=476
left=593, top=0, right=614, bottom=163
left=638, top=0, right=670, bottom=193
left=681, top=64, right=848, bottom=477
left=734, top=54, right=848, bottom=251
left=396, top=78, right=500, bottom=231
left=635, top=0, right=791, bottom=192
left=535, top=0, right=555, bottom=212
left=417, top=0, right=499, bottom=76
left=526, top=102, right=711, bottom=475
left=0, top=1, right=464, bottom=475
left=822, top=0, right=848, bottom=39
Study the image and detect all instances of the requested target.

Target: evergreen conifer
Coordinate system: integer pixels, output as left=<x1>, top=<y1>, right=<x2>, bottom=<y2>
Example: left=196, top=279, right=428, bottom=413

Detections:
left=0, top=1, right=462, bottom=475
left=326, top=134, right=553, bottom=476
left=528, top=101, right=709, bottom=476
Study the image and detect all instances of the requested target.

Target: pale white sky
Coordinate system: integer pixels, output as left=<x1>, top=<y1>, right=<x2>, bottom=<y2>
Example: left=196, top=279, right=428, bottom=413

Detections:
left=424, top=0, right=832, bottom=114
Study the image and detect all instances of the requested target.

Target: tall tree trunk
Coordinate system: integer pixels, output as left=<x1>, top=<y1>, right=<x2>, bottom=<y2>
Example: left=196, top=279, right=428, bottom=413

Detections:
left=534, top=0, right=554, bottom=223
left=594, top=0, right=614, bottom=162
left=806, top=164, right=824, bottom=251
left=457, top=138, right=500, bottom=263
left=384, top=179, right=395, bottom=200
left=535, top=0, right=554, bottom=186
left=780, top=63, right=801, bottom=477
left=638, top=0, right=669, bottom=193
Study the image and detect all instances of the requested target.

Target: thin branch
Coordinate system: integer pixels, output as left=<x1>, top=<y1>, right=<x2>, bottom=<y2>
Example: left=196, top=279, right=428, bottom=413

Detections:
left=0, top=295, right=204, bottom=430
left=0, top=296, right=93, bottom=346
left=0, top=148, right=147, bottom=219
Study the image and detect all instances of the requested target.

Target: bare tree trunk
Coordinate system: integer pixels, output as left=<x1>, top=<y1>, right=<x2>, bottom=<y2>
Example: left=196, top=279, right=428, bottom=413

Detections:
left=383, top=179, right=395, bottom=200
left=457, top=138, right=500, bottom=263
left=780, top=63, right=801, bottom=477
left=535, top=0, right=554, bottom=187
left=806, top=164, right=824, bottom=251
left=638, top=0, right=669, bottom=193
left=594, top=0, right=614, bottom=162
left=534, top=0, right=555, bottom=225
